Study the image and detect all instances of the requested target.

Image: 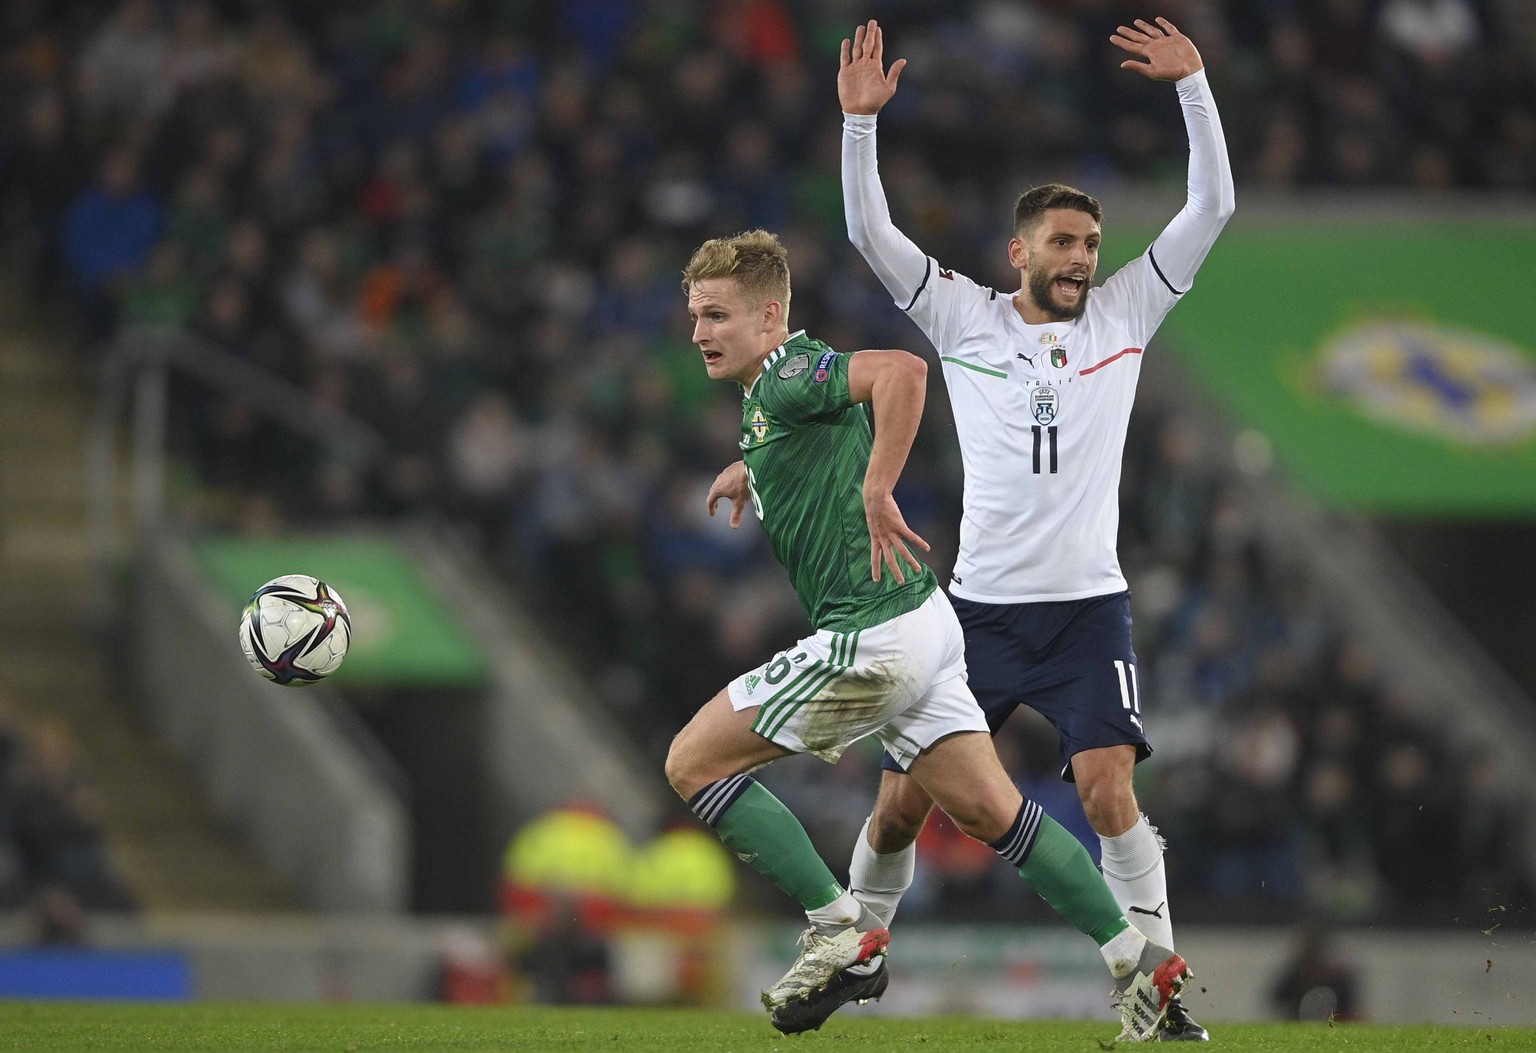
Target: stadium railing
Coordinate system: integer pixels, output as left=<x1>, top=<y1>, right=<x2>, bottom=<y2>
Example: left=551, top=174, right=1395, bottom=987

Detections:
left=88, top=330, right=407, bottom=911
left=85, top=331, right=671, bottom=910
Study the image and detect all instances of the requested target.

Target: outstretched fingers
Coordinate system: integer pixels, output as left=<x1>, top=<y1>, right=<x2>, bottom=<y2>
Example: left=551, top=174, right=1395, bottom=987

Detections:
left=1111, top=14, right=1198, bottom=79
left=1111, top=16, right=1176, bottom=47
left=873, top=538, right=917, bottom=585
left=1109, top=30, right=1145, bottom=58
left=871, top=522, right=931, bottom=585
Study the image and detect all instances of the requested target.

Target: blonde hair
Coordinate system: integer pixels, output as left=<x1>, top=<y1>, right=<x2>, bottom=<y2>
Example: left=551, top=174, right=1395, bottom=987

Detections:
left=681, top=229, right=791, bottom=318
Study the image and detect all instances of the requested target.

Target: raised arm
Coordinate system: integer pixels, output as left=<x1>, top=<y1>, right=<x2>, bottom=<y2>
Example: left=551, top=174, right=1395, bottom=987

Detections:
left=847, top=349, right=931, bottom=584
left=840, top=21, right=930, bottom=305
left=1111, top=17, right=1235, bottom=290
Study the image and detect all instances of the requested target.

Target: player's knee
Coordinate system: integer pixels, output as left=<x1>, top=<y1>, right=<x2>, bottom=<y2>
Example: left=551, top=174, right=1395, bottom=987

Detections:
left=663, top=737, right=705, bottom=800
left=948, top=811, right=1005, bottom=845
left=944, top=788, right=1018, bottom=845
left=1078, top=776, right=1137, bottom=835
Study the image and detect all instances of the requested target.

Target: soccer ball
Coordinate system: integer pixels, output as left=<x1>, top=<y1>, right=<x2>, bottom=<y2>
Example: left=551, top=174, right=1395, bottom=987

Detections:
left=238, top=574, right=352, bottom=686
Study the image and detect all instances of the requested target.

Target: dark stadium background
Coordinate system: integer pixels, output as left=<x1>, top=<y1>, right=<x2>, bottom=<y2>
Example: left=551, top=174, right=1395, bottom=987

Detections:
left=0, top=0, right=1532, bottom=1020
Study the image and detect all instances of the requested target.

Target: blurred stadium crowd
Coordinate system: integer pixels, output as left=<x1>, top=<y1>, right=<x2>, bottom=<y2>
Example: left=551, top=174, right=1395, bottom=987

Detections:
left=0, top=690, right=133, bottom=932
left=1, top=0, right=1532, bottom=925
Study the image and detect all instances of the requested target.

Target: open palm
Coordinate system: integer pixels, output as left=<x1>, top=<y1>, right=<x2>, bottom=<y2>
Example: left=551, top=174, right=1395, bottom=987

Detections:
left=1110, top=17, right=1203, bottom=81
left=839, top=19, right=906, bottom=116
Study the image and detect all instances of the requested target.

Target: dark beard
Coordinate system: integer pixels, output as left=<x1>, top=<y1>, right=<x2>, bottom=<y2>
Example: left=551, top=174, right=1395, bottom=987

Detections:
left=1026, top=265, right=1088, bottom=321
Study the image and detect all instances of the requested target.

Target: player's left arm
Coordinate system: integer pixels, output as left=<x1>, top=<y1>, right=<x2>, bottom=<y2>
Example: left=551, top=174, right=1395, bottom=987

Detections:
left=847, top=350, right=931, bottom=584
left=1112, top=18, right=1235, bottom=298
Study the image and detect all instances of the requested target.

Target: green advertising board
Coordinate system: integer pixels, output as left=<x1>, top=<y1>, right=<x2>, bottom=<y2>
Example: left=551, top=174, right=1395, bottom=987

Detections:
left=196, top=534, right=488, bottom=688
left=1105, top=222, right=1536, bottom=516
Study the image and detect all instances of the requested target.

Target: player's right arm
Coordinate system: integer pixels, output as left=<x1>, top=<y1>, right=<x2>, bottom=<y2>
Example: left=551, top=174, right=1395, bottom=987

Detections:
left=847, top=349, right=931, bottom=584
left=839, top=20, right=929, bottom=308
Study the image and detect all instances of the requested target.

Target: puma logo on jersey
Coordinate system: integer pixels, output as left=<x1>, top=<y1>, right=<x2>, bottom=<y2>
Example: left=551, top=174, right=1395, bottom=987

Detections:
left=1129, top=902, right=1166, bottom=919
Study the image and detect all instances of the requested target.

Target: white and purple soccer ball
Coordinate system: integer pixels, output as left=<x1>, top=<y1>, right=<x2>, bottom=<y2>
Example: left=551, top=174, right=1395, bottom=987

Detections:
left=238, top=574, right=352, bottom=686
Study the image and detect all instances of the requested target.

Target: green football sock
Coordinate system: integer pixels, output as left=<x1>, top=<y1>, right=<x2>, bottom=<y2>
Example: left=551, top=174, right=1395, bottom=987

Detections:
left=1018, top=814, right=1130, bottom=946
left=699, top=779, right=843, bottom=910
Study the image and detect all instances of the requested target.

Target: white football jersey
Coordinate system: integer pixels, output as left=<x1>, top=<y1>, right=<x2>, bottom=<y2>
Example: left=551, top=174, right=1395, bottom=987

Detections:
left=843, top=69, right=1234, bottom=605
left=905, top=254, right=1179, bottom=603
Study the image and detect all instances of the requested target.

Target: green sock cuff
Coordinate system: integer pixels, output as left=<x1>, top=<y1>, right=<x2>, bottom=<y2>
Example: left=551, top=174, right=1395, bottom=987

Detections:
left=1090, top=913, right=1131, bottom=947
left=1019, top=814, right=1131, bottom=947
left=714, top=781, right=842, bottom=911
left=804, top=882, right=846, bottom=911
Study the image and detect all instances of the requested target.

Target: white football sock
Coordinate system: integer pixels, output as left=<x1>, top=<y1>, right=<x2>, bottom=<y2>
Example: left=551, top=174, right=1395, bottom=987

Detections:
left=1100, top=814, right=1174, bottom=950
left=845, top=816, right=914, bottom=976
left=806, top=888, right=862, bottom=931
left=847, top=816, right=916, bottom=928
left=1101, top=925, right=1151, bottom=978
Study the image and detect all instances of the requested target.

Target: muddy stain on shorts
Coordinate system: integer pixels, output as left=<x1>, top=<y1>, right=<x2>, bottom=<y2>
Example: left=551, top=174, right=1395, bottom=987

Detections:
left=796, top=660, right=918, bottom=759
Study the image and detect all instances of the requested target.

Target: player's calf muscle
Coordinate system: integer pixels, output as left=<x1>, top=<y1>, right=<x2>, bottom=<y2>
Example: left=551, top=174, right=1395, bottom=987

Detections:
left=869, top=777, right=934, bottom=850
left=868, top=802, right=927, bottom=851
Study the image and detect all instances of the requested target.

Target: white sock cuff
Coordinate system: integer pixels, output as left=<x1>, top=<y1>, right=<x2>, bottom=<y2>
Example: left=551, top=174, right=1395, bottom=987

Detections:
left=851, top=816, right=917, bottom=892
left=1099, top=815, right=1164, bottom=881
left=806, top=888, right=861, bottom=928
left=1101, top=926, right=1150, bottom=979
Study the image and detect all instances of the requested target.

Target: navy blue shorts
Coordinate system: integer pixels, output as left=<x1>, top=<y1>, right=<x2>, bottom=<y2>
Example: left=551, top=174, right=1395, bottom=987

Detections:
left=882, top=590, right=1152, bottom=781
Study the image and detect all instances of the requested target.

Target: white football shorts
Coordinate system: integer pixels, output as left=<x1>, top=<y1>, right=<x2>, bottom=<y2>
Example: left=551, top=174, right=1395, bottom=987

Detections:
left=727, top=588, right=988, bottom=766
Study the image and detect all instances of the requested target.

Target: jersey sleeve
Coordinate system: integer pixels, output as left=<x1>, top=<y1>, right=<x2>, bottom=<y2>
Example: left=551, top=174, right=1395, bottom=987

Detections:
left=842, top=113, right=931, bottom=307
left=760, top=349, right=854, bottom=424
left=903, top=261, right=988, bottom=356
left=1090, top=252, right=1183, bottom=347
left=1093, top=69, right=1234, bottom=347
left=842, top=113, right=993, bottom=359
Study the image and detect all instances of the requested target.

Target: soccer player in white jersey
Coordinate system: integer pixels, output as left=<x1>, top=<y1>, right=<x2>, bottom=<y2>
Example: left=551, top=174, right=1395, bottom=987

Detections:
left=829, top=16, right=1236, bottom=1040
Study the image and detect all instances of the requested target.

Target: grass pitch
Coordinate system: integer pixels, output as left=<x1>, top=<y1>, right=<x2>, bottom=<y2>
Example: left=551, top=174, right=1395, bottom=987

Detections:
left=0, top=1004, right=1532, bottom=1052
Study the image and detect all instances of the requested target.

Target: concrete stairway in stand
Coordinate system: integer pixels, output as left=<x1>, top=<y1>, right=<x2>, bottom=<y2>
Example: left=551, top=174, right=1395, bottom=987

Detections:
left=0, top=309, right=293, bottom=912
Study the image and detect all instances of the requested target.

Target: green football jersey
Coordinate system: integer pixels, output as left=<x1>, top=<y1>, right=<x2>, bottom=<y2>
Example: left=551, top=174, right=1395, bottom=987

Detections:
left=740, top=331, right=936, bottom=633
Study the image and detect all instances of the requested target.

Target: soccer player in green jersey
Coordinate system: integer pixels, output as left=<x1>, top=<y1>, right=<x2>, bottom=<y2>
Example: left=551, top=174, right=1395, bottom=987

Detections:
left=666, top=229, right=1191, bottom=1041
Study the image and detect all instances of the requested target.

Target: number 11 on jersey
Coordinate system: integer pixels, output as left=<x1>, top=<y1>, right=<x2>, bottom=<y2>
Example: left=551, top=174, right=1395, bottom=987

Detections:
left=1032, top=425, right=1058, bottom=474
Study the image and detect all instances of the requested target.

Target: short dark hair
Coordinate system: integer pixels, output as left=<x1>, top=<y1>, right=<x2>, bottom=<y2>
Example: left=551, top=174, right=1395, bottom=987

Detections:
left=1013, top=184, right=1103, bottom=236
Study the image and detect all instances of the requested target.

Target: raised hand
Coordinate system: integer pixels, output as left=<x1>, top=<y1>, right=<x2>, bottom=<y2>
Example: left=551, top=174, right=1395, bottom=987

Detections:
left=1110, top=17, right=1203, bottom=81
left=707, top=460, right=751, bottom=528
left=839, top=19, right=907, bottom=116
left=864, top=490, right=930, bottom=585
